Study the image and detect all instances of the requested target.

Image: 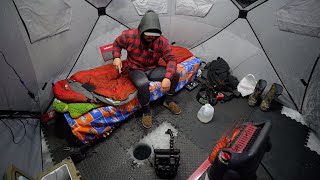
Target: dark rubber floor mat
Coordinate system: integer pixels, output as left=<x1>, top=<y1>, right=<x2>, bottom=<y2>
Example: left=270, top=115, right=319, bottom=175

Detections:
left=107, top=132, right=209, bottom=180
left=45, top=86, right=320, bottom=180
left=76, top=136, right=129, bottom=180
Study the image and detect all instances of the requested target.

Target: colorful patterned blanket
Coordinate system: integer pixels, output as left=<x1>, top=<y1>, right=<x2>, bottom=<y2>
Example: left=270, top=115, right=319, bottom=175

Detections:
left=64, top=57, right=201, bottom=144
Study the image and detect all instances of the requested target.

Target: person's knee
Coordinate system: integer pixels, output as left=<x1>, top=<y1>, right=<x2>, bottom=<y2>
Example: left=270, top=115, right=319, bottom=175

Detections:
left=135, top=78, right=149, bottom=89
left=171, top=70, right=180, bottom=82
left=129, top=70, right=150, bottom=89
left=174, top=71, right=180, bottom=79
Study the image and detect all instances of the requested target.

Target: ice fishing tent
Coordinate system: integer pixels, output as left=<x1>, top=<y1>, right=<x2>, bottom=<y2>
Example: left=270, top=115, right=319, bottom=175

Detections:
left=1, top=0, right=320, bottom=178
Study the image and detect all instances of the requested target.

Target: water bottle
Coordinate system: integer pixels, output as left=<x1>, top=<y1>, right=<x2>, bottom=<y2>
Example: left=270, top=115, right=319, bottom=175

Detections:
left=197, top=103, right=214, bottom=123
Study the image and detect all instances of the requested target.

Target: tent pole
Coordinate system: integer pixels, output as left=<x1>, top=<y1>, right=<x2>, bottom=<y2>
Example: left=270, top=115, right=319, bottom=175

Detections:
left=246, top=0, right=268, bottom=11
left=230, top=0, right=241, bottom=10
left=104, top=1, right=130, bottom=29
left=84, top=0, right=97, bottom=9
left=230, top=0, right=268, bottom=12
left=105, top=14, right=131, bottom=29
left=66, top=17, right=100, bottom=78
left=43, top=93, right=55, bottom=113
left=246, top=19, right=299, bottom=111
left=300, top=54, right=320, bottom=113
left=11, top=0, right=32, bottom=44
left=105, top=0, right=113, bottom=8
left=84, top=0, right=113, bottom=9
left=58, top=16, right=99, bottom=113
left=39, top=121, right=43, bottom=171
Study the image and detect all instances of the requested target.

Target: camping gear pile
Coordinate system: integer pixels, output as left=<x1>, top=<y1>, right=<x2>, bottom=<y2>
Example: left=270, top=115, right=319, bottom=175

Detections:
left=196, top=57, right=283, bottom=111
left=196, top=57, right=240, bottom=106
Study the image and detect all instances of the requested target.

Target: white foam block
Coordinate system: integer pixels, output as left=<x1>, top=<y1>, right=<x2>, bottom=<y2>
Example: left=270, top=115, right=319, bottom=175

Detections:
left=41, top=129, right=54, bottom=170
left=281, top=106, right=320, bottom=155
left=306, top=132, right=320, bottom=156
left=281, top=106, right=306, bottom=126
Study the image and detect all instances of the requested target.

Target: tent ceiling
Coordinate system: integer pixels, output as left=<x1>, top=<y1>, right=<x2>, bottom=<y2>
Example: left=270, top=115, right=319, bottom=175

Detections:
left=132, top=0, right=168, bottom=15
left=106, top=0, right=238, bottom=48
left=304, top=58, right=320, bottom=137
left=27, top=0, right=98, bottom=84
left=276, top=0, right=320, bottom=38
left=247, top=0, right=320, bottom=109
left=231, top=0, right=267, bottom=11
left=191, top=18, right=295, bottom=108
left=0, top=0, right=39, bottom=111
left=106, top=0, right=141, bottom=24
left=0, top=0, right=99, bottom=112
left=174, top=0, right=238, bottom=27
left=67, top=16, right=128, bottom=77
left=13, top=0, right=72, bottom=44
left=175, top=0, right=215, bottom=17
left=106, top=0, right=238, bottom=27
left=27, top=0, right=98, bottom=111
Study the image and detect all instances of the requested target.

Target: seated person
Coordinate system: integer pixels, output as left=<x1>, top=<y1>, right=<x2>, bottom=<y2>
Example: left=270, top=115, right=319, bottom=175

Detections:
left=112, top=10, right=181, bottom=129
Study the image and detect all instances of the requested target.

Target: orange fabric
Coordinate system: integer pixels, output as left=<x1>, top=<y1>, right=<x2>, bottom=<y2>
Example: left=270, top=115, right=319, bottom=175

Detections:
left=53, top=63, right=137, bottom=103
left=158, top=46, right=194, bottom=66
left=71, top=98, right=140, bottom=142
left=70, top=63, right=136, bottom=101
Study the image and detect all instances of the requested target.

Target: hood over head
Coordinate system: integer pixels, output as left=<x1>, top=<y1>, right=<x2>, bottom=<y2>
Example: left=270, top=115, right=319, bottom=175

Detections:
left=138, top=10, right=162, bottom=37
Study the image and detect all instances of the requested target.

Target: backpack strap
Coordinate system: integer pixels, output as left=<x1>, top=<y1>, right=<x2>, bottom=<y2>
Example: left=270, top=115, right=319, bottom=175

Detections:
left=196, top=86, right=218, bottom=106
left=196, top=87, right=209, bottom=105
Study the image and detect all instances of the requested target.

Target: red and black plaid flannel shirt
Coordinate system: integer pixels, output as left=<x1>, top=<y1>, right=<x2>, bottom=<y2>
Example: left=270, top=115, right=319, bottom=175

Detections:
left=113, top=28, right=177, bottom=80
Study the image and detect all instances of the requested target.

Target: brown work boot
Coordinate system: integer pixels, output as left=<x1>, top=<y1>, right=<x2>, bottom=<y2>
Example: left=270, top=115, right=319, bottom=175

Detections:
left=142, top=114, right=152, bottom=128
left=163, top=101, right=182, bottom=115
left=248, top=79, right=267, bottom=106
left=260, top=83, right=283, bottom=112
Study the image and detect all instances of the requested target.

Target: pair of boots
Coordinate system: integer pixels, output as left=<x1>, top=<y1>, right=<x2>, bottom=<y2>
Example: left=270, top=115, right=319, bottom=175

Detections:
left=248, top=79, right=283, bottom=111
left=142, top=101, right=181, bottom=129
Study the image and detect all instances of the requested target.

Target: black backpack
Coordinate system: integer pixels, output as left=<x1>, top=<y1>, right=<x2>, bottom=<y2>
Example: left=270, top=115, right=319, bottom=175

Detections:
left=196, top=57, right=240, bottom=106
left=206, top=57, right=239, bottom=92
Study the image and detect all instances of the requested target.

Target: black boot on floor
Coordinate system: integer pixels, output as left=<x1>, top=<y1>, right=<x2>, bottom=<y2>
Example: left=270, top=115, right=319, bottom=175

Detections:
left=248, top=79, right=267, bottom=106
left=260, top=83, right=283, bottom=112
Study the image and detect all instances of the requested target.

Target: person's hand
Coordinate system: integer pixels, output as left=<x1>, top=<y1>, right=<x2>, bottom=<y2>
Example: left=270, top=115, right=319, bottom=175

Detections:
left=161, top=78, right=171, bottom=92
left=113, top=58, right=122, bottom=73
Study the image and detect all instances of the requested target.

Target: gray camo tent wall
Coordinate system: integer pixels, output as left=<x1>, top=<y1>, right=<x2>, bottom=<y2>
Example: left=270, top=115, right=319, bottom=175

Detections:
left=1, top=0, right=320, bottom=158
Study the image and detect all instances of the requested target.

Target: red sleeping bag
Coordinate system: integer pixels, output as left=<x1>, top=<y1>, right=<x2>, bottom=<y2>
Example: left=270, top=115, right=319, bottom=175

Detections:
left=158, top=46, right=194, bottom=66
left=53, top=63, right=137, bottom=103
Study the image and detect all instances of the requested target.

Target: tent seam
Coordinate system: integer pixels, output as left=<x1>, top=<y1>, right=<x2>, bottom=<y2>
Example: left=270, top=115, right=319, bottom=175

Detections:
left=11, top=0, right=32, bottom=44
left=84, top=0, right=98, bottom=9
left=230, top=0, right=241, bottom=10
left=43, top=12, right=99, bottom=113
left=245, top=0, right=268, bottom=12
left=300, top=54, right=320, bottom=112
left=105, top=14, right=131, bottom=29
left=105, top=0, right=113, bottom=8
left=246, top=18, right=299, bottom=111
left=66, top=17, right=100, bottom=78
